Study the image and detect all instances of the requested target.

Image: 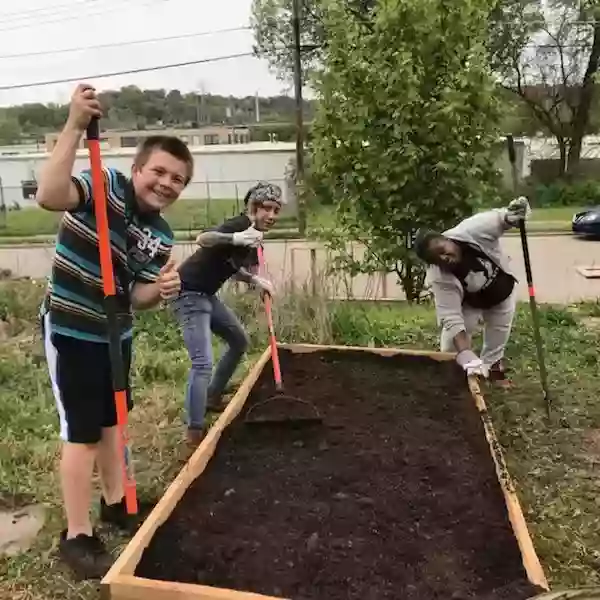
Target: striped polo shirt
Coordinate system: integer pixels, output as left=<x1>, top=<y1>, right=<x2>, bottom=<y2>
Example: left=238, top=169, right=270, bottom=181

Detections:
left=40, top=167, right=174, bottom=343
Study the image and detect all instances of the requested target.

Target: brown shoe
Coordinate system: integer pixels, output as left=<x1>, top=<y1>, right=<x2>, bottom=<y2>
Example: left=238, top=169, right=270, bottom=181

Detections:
left=489, top=360, right=513, bottom=389
left=186, top=427, right=206, bottom=447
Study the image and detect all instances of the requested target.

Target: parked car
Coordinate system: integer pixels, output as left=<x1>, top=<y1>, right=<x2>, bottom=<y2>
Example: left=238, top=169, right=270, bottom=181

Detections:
left=572, top=206, right=600, bottom=238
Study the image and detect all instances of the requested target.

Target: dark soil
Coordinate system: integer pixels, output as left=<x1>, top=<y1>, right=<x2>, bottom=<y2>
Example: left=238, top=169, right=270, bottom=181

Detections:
left=135, top=349, right=545, bottom=600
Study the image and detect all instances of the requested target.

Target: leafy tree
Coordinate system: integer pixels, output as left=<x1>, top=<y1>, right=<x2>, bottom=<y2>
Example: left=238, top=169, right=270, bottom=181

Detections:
left=489, top=0, right=600, bottom=178
left=0, top=88, right=316, bottom=143
left=0, top=118, right=22, bottom=144
left=253, top=0, right=600, bottom=178
left=310, top=0, right=503, bottom=302
left=251, top=0, right=376, bottom=82
left=251, top=0, right=325, bottom=81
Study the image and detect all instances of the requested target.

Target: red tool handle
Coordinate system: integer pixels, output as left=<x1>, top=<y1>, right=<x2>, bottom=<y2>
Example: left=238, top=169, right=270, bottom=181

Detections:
left=86, top=117, right=138, bottom=515
left=256, top=245, right=283, bottom=391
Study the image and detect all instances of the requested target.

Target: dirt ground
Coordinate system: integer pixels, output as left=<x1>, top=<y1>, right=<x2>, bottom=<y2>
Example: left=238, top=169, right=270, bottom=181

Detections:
left=135, top=349, right=545, bottom=600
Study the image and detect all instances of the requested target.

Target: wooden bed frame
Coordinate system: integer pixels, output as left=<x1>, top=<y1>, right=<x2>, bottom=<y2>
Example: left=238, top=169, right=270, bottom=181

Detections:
left=101, top=343, right=550, bottom=600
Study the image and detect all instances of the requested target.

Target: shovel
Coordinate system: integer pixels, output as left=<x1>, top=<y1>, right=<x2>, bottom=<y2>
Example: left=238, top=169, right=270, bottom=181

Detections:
left=506, top=135, right=552, bottom=418
left=244, top=245, right=322, bottom=427
left=87, top=116, right=138, bottom=514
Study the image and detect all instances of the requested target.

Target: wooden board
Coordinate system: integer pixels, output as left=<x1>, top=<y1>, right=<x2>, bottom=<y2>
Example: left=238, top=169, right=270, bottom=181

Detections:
left=576, top=266, right=600, bottom=279
left=531, top=590, right=600, bottom=600
left=101, top=343, right=550, bottom=600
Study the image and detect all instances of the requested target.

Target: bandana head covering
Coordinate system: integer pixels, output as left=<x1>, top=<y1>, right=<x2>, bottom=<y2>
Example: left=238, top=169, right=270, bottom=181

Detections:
left=243, top=181, right=284, bottom=207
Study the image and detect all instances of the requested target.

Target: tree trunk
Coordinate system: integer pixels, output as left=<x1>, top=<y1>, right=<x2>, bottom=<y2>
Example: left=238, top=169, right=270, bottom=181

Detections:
left=400, top=261, right=416, bottom=304
left=397, top=257, right=426, bottom=304
left=566, top=19, right=600, bottom=178
left=558, top=137, right=568, bottom=178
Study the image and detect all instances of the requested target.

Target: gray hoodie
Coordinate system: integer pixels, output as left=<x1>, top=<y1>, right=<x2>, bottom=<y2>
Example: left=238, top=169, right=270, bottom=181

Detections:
left=424, top=208, right=518, bottom=340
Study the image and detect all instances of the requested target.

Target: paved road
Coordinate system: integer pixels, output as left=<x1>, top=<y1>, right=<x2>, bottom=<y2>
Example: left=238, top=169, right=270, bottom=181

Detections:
left=1, top=236, right=599, bottom=304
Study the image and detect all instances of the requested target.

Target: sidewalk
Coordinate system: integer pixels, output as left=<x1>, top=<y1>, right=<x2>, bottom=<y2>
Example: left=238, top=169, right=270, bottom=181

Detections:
left=4, top=235, right=598, bottom=305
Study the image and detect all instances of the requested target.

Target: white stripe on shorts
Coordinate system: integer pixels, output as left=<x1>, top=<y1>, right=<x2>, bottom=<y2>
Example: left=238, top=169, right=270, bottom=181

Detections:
left=42, top=313, right=69, bottom=441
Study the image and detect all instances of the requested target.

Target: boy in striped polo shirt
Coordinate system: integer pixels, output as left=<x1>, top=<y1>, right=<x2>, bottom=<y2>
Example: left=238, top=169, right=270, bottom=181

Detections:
left=37, top=83, right=191, bottom=580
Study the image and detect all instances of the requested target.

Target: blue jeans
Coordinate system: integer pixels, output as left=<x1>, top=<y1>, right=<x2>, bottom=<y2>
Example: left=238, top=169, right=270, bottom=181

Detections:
left=171, top=292, right=249, bottom=429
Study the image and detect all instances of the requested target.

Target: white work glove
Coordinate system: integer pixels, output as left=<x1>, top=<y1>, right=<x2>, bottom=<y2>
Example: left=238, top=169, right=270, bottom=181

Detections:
left=252, top=275, right=275, bottom=297
left=505, top=196, right=532, bottom=226
left=456, top=349, right=489, bottom=378
left=232, top=225, right=263, bottom=247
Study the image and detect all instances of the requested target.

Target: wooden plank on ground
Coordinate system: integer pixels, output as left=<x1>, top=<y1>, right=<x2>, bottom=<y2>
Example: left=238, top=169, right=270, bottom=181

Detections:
left=104, top=575, right=286, bottom=600
left=468, top=377, right=549, bottom=592
left=280, top=342, right=455, bottom=361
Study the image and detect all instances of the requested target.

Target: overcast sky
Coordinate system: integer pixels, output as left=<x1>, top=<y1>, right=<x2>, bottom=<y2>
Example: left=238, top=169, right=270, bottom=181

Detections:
left=0, top=0, right=291, bottom=107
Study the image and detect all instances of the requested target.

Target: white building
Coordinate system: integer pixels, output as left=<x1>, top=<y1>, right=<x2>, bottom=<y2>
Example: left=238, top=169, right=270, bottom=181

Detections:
left=0, top=142, right=297, bottom=211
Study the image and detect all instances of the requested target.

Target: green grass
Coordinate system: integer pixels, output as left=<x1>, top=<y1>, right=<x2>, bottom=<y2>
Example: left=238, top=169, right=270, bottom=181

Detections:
left=307, top=205, right=581, bottom=235
left=529, top=207, right=580, bottom=223
left=526, top=207, right=579, bottom=232
left=0, top=202, right=581, bottom=244
left=2, top=276, right=600, bottom=598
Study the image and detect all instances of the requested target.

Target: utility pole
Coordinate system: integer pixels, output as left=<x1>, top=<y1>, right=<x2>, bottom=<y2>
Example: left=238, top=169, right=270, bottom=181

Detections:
left=0, top=176, right=5, bottom=229
left=196, top=80, right=207, bottom=127
left=292, top=0, right=306, bottom=236
left=195, top=95, right=201, bottom=127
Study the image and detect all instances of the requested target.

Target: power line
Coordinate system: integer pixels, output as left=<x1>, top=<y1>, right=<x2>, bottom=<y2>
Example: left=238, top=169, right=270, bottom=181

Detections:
left=0, top=0, right=91, bottom=21
left=0, top=0, right=166, bottom=32
left=0, top=52, right=254, bottom=91
left=0, top=26, right=251, bottom=60
left=0, top=1, right=137, bottom=27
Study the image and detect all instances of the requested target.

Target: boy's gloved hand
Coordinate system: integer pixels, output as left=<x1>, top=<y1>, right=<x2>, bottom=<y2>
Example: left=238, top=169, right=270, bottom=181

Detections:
left=456, top=349, right=489, bottom=378
left=232, top=226, right=263, bottom=247
left=505, top=196, right=532, bottom=225
left=253, top=275, right=275, bottom=298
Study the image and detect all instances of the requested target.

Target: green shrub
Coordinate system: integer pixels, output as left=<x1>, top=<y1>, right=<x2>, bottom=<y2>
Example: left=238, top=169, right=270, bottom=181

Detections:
left=530, top=181, right=600, bottom=208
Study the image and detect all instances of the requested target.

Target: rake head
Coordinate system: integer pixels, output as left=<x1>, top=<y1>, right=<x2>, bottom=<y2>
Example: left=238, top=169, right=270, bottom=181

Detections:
left=244, top=392, right=323, bottom=427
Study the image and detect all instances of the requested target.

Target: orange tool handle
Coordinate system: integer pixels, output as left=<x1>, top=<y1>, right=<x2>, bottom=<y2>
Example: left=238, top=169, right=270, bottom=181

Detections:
left=86, top=117, right=138, bottom=515
left=256, top=245, right=283, bottom=390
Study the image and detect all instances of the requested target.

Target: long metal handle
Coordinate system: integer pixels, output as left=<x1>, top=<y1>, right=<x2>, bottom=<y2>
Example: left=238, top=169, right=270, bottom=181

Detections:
left=506, top=135, right=551, bottom=417
left=86, top=117, right=138, bottom=514
left=518, top=220, right=551, bottom=417
left=256, top=245, right=283, bottom=391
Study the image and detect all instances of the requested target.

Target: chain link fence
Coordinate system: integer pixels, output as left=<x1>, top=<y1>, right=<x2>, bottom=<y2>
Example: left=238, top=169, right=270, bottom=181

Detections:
left=0, top=177, right=298, bottom=236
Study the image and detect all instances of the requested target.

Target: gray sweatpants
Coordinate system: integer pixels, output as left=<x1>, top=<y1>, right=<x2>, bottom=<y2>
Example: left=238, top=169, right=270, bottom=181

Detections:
left=440, top=289, right=517, bottom=367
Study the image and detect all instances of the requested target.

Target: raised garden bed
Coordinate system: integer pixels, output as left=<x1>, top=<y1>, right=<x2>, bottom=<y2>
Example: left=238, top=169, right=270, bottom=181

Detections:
left=101, top=344, right=550, bottom=600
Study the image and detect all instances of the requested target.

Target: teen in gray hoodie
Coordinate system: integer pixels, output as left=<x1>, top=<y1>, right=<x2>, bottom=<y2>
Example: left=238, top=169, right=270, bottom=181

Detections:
left=414, top=197, right=530, bottom=385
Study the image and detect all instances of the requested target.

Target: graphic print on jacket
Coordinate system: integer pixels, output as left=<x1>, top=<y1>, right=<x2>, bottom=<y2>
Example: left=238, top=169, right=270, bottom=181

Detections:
left=451, top=242, right=515, bottom=310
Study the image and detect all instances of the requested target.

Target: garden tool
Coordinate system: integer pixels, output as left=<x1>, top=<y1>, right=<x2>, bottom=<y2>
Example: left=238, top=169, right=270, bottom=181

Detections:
left=244, top=245, right=322, bottom=427
left=86, top=116, right=138, bottom=514
left=506, top=135, right=551, bottom=418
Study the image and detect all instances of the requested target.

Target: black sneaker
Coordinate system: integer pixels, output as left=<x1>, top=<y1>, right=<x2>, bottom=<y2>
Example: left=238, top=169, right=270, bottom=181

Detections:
left=58, top=530, right=113, bottom=581
left=100, top=497, right=154, bottom=534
